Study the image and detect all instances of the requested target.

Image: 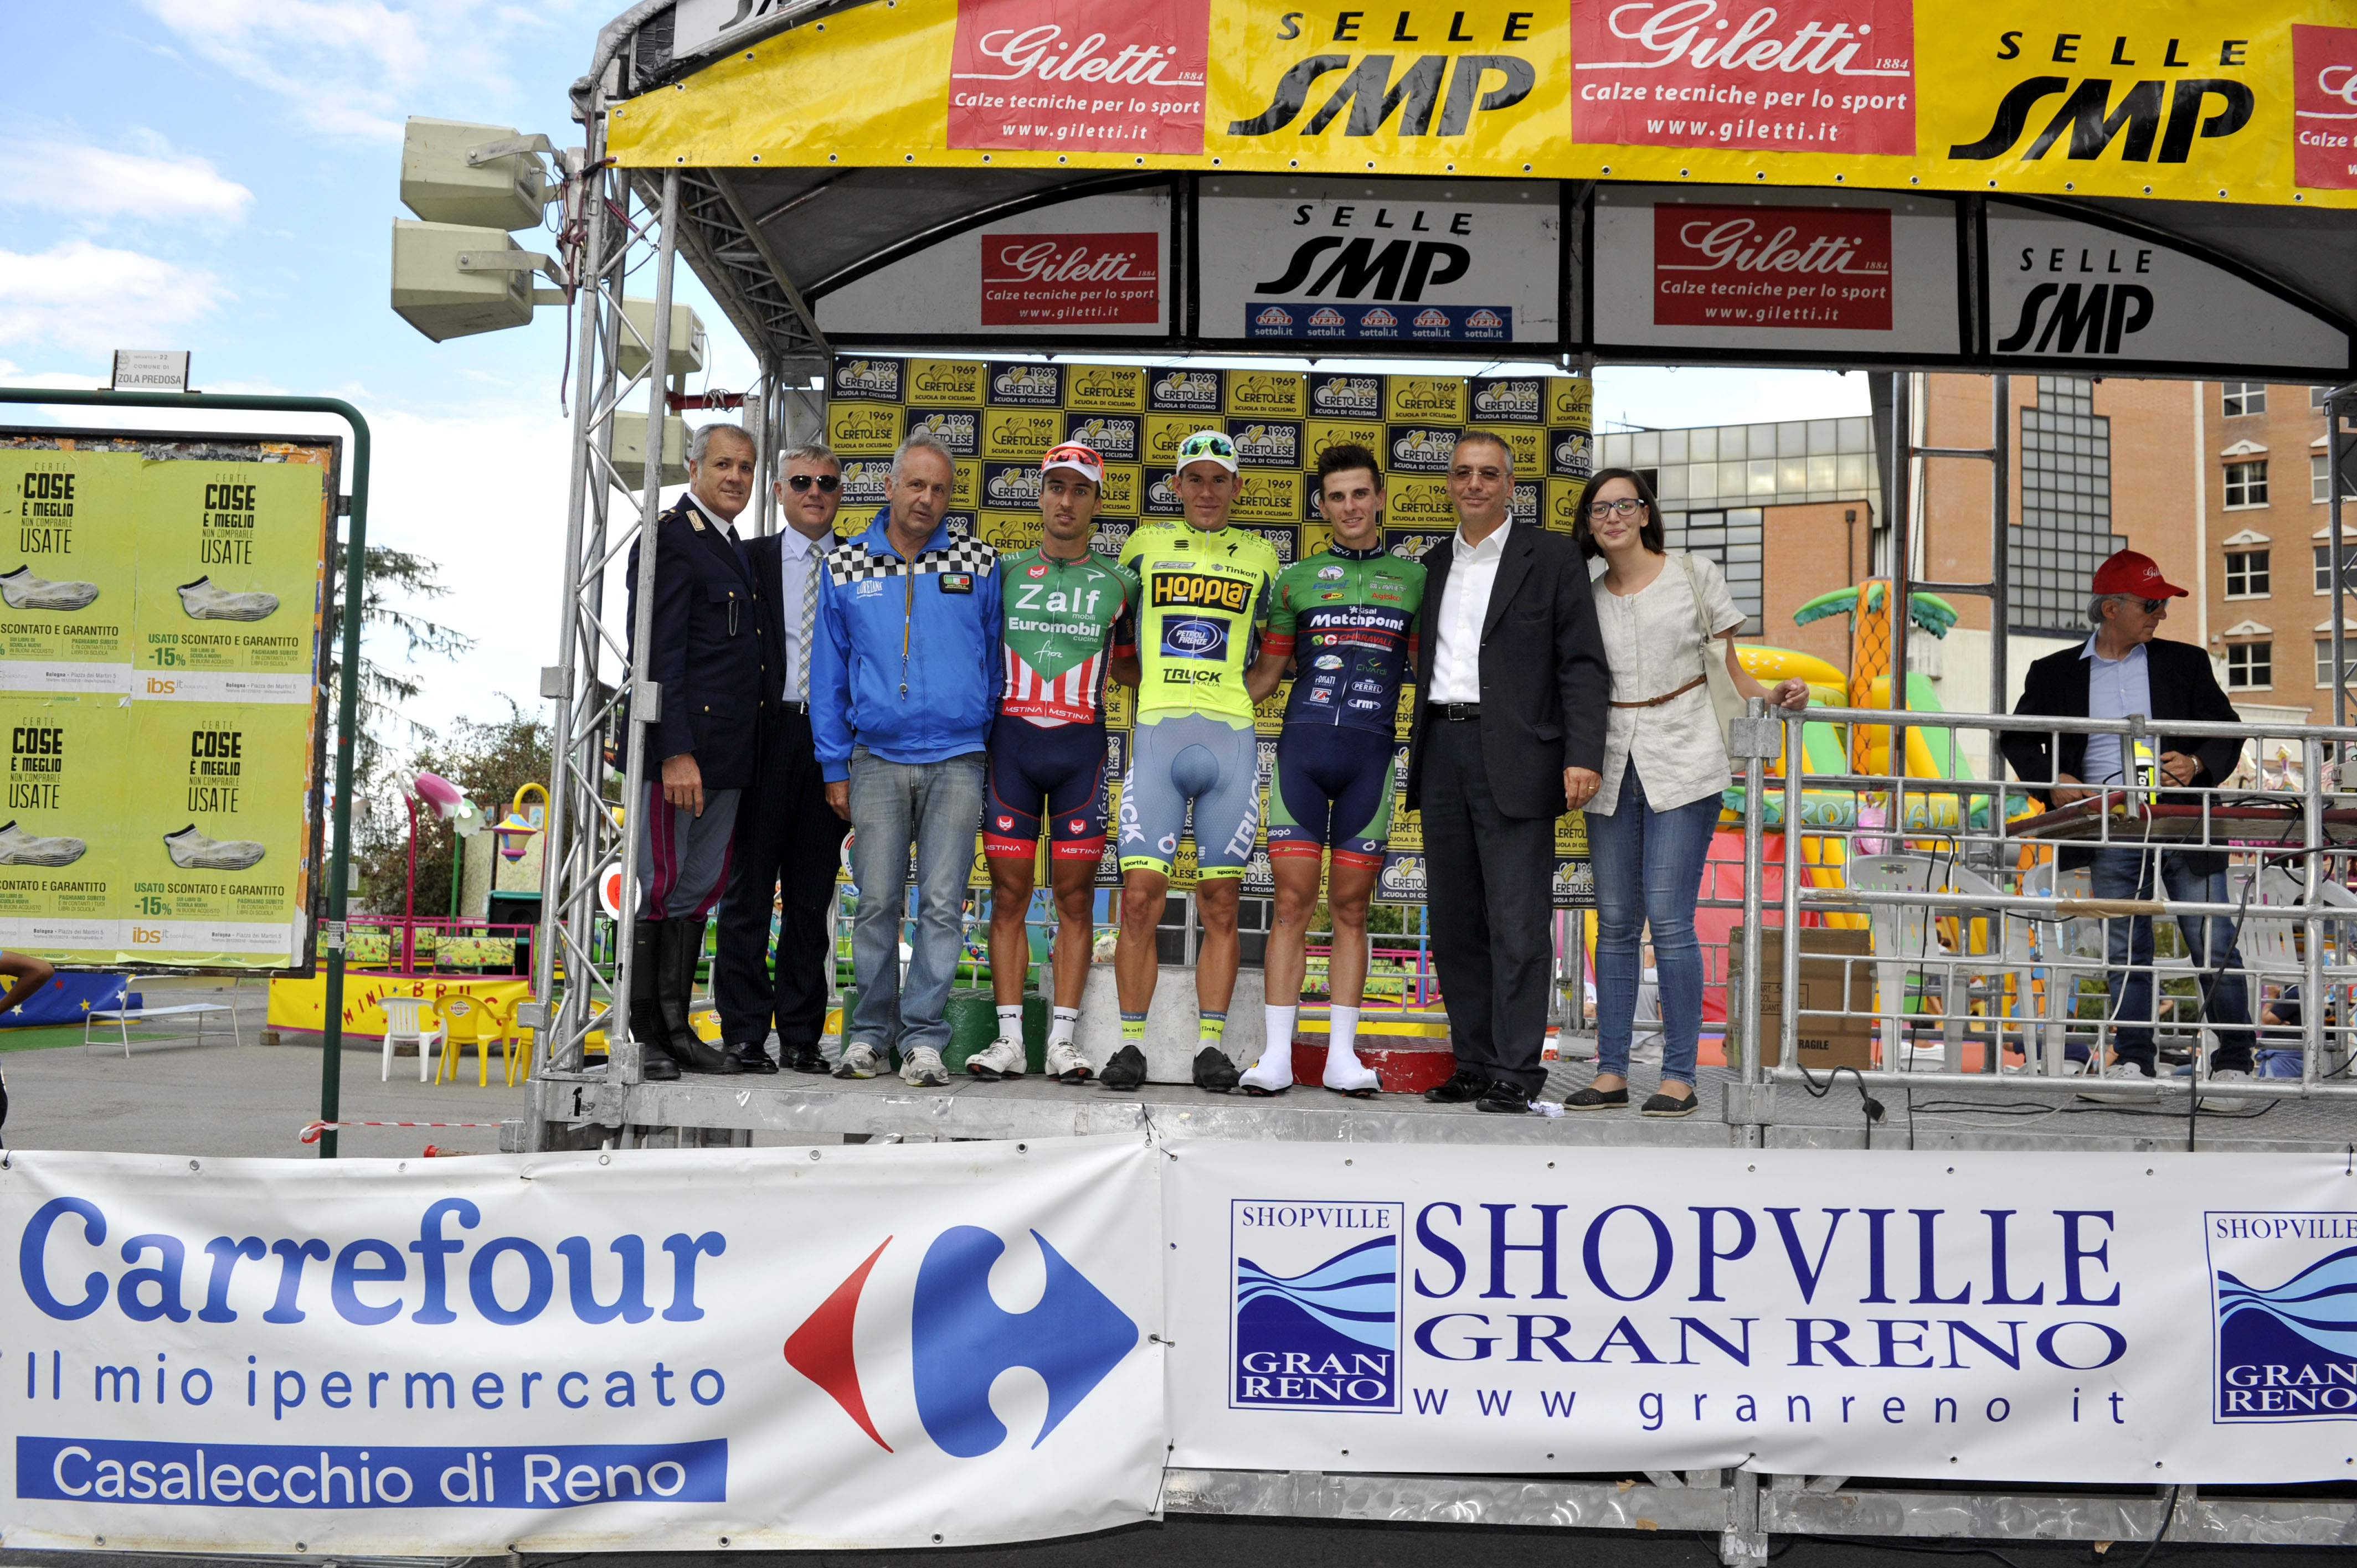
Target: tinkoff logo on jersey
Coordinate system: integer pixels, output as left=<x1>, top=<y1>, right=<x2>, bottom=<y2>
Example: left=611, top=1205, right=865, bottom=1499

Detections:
left=832, top=358, right=904, bottom=401
left=1150, top=369, right=1222, bottom=412
left=1309, top=375, right=1383, bottom=417
left=1068, top=415, right=1140, bottom=461
left=1471, top=376, right=1543, bottom=423
left=987, top=362, right=1063, bottom=406
left=2208, top=1213, right=2357, bottom=1422
left=1228, top=421, right=1301, bottom=467
left=910, top=410, right=980, bottom=456
left=1388, top=426, right=1458, bottom=473
left=984, top=463, right=1046, bottom=508
left=1231, top=1200, right=1401, bottom=1412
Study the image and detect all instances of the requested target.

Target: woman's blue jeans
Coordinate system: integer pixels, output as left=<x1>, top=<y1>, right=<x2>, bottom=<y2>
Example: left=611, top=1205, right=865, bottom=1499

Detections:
left=1587, top=760, right=1724, bottom=1086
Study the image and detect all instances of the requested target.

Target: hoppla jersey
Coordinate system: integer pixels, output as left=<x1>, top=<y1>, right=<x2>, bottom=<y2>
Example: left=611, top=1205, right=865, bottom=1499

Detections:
left=1114, top=521, right=1282, bottom=727
left=997, top=545, right=1139, bottom=727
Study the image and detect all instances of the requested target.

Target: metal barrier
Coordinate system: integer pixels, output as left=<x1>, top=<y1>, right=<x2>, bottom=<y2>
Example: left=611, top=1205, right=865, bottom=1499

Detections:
left=1721, top=700, right=2357, bottom=1125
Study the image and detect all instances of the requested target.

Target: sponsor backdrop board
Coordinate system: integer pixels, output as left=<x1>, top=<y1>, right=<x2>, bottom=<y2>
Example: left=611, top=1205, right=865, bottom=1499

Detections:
left=0, top=431, right=331, bottom=971
left=626, top=0, right=2357, bottom=212
left=4, top=1138, right=2351, bottom=1559
left=826, top=356, right=1594, bottom=904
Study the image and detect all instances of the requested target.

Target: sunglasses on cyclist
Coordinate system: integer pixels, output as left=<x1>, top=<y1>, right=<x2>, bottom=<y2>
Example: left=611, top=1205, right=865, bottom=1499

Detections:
left=1586, top=497, right=1645, bottom=519
left=784, top=473, right=840, bottom=492
left=1175, top=430, right=1239, bottom=472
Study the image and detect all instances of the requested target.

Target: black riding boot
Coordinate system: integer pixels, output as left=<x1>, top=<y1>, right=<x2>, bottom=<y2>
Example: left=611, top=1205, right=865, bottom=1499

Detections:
left=629, top=919, right=679, bottom=1081
left=662, top=918, right=740, bottom=1075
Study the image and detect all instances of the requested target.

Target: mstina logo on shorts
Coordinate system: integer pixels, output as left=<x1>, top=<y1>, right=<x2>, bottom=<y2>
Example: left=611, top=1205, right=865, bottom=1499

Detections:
left=2207, top=1213, right=2357, bottom=1422
left=1231, top=1200, right=1402, bottom=1411
left=784, top=1227, right=1138, bottom=1457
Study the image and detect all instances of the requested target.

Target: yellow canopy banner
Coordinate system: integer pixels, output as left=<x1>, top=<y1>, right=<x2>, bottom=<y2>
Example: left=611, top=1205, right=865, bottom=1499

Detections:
left=609, top=0, right=2357, bottom=208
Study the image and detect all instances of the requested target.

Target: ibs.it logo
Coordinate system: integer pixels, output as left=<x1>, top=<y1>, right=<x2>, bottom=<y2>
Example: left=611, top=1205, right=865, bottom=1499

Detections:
left=784, top=1227, right=1138, bottom=1456
left=2207, top=1211, right=2357, bottom=1422
left=1229, top=1199, right=1401, bottom=1412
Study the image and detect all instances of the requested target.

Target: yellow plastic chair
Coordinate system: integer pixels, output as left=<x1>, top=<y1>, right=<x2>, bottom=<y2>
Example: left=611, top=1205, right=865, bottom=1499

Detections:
left=433, top=996, right=491, bottom=1086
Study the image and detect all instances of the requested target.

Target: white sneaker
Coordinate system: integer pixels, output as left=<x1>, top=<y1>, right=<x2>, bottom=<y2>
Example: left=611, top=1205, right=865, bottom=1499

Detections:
left=1239, top=1051, right=1294, bottom=1096
left=0, top=567, right=97, bottom=611
left=900, top=1045, right=950, bottom=1087
left=1044, top=1039, right=1092, bottom=1083
left=0, top=819, right=85, bottom=866
left=833, top=1041, right=887, bottom=1079
left=966, top=1035, right=1026, bottom=1080
left=1322, top=1050, right=1381, bottom=1097
left=2200, top=1067, right=2255, bottom=1112
left=162, top=823, right=265, bottom=870
left=2077, top=1060, right=2158, bottom=1103
left=176, top=576, right=279, bottom=621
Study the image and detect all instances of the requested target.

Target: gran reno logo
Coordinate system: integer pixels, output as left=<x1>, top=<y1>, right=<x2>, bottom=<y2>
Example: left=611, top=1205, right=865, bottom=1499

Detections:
left=1151, top=571, right=1255, bottom=612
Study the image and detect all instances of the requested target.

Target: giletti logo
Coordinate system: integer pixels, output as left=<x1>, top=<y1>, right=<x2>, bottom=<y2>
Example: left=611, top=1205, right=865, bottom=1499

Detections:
left=784, top=1229, right=1138, bottom=1457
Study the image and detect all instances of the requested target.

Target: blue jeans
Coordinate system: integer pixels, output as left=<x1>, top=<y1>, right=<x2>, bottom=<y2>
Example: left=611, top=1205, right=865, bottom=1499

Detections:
left=1588, top=760, right=1723, bottom=1086
left=2087, top=849, right=2256, bottom=1071
left=846, top=748, right=986, bottom=1057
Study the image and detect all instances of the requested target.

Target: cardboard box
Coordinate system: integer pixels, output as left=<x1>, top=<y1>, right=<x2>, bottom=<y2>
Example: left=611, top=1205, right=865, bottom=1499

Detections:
left=1726, top=926, right=1875, bottom=1070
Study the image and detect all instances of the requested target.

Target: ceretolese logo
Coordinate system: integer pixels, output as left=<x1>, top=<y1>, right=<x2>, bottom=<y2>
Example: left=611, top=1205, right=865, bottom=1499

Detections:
left=948, top=0, right=1211, bottom=156
left=1573, top=0, right=1916, bottom=157
left=785, top=1227, right=1138, bottom=1457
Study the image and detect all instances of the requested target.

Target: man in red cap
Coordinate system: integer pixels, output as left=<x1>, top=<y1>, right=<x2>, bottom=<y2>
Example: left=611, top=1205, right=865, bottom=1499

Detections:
left=2003, top=548, right=2254, bottom=1108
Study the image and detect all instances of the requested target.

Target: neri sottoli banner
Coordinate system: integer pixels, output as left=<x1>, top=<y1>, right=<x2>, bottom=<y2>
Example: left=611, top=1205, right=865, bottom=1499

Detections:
left=3, top=1138, right=2351, bottom=1556
left=0, top=432, right=331, bottom=969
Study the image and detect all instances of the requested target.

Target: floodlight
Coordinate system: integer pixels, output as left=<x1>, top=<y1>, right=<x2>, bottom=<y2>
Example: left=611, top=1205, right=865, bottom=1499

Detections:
left=618, top=298, right=708, bottom=381
left=400, top=117, right=549, bottom=230
left=611, top=411, right=688, bottom=490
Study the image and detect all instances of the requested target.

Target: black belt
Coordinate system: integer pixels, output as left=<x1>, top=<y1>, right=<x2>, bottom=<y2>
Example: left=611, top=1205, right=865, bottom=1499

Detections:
left=1435, top=702, right=1481, bottom=721
left=776, top=700, right=810, bottom=715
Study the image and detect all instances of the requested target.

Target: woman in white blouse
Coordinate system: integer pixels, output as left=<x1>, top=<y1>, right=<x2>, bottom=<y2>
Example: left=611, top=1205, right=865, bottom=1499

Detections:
left=1572, top=469, right=1807, bottom=1116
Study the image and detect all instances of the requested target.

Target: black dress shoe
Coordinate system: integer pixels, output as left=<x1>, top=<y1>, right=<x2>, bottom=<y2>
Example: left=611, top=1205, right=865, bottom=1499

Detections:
left=783, top=1041, right=830, bottom=1075
left=637, top=1047, right=680, bottom=1082
left=729, top=1041, right=779, bottom=1074
left=1476, top=1080, right=1537, bottom=1115
left=1424, top=1066, right=1491, bottom=1103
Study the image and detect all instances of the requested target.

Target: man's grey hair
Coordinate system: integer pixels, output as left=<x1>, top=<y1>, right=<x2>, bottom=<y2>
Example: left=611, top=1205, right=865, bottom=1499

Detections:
left=2087, top=593, right=2132, bottom=625
left=891, top=429, right=957, bottom=482
left=687, top=422, right=754, bottom=466
left=1452, top=428, right=1515, bottom=473
left=778, top=439, right=838, bottom=470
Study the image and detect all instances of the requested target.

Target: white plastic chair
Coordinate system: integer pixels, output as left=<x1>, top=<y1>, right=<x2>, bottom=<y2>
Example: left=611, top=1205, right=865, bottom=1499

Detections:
left=378, top=996, right=442, bottom=1083
left=1848, top=853, right=2040, bottom=1072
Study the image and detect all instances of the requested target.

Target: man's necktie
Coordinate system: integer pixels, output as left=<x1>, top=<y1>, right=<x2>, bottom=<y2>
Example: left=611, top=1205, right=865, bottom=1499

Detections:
left=797, top=546, right=820, bottom=703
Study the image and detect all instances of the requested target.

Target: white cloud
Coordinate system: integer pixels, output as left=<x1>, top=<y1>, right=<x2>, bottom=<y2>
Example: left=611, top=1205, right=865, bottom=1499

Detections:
left=0, top=137, right=252, bottom=222
left=0, top=241, right=228, bottom=357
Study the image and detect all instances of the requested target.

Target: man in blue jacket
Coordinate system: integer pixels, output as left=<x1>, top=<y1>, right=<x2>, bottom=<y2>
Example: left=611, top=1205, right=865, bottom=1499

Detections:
left=814, top=430, right=1001, bottom=1087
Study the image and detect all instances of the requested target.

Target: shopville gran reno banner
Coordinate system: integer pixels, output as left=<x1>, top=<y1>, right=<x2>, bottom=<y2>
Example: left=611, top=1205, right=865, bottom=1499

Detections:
left=614, top=0, right=2357, bottom=209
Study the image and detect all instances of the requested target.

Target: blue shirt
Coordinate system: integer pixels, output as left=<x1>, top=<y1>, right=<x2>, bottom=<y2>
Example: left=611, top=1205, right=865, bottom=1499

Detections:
left=2079, top=635, right=2151, bottom=786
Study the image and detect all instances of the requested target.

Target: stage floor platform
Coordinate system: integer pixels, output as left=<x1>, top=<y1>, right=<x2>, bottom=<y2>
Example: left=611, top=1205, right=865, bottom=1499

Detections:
left=528, top=1056, right=2357, bottom=1156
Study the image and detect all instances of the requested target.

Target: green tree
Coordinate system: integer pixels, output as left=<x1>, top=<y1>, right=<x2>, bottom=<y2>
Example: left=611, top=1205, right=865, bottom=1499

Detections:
left=354, top=700, right=552, bottom=919
left=324, top=541, right=475, bottom=775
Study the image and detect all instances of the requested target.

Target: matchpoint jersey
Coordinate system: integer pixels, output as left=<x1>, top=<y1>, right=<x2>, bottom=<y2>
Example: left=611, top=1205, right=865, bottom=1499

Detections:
left=1264, top=544, right=1427, bottom=734
left=1114, top=522, right=1282, bottom=728
left=997, top=545, right=1139, bottom=728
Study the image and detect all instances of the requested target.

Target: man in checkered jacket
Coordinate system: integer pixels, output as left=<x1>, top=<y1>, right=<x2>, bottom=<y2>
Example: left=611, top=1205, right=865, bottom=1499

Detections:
left=812, top=430, right=1002, bottom=1087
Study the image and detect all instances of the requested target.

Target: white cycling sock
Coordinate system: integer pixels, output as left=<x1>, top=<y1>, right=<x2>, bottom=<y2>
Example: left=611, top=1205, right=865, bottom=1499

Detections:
left=1049, top=1006, right=1079, bottom=1047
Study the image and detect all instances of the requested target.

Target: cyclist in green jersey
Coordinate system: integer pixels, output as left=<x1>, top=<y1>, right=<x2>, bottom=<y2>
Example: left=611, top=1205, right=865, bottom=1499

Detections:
left=976, top=443, right=1139, bottom=1083
left=1105, top=430, right=1284, bottom=1092
left=1241, top=442, right=1425, bottom=1096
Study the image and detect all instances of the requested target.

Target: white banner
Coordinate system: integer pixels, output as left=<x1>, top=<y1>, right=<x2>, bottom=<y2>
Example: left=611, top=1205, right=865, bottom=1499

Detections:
left=1, top=1137, right=1165, bottom=1554
left=1162, top=1142, right=2357, bottom=1485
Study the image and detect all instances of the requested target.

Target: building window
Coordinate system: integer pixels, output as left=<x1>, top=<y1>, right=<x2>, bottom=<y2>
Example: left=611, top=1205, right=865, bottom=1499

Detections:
left=2223, top=383, right=2268, bottom=417
left=2011, top=376, right=2117, bottom=637
left=2225, top=460, right=2269, bottom=509
left=1659, top=507, right=1764, bottom=635
left=2226, top=642, right=2272, bottom=688
left=2317, top=641, right=2357, bottom=688
left=2321, top=453, right=2335, bottom=506
left=2316, top=385, right=2334, bottom=410
left=2224, top=549, right=2270, bottom=597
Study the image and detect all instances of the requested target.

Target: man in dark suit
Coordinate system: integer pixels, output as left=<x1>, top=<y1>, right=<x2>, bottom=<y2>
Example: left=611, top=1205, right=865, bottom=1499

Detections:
left=1405, top=431, right=1611, bottom=1113
left=621, top=423, right=769, bottom=1079
left=714, top=441, right=849, bottom=1074
left=2002, top=548, right=2255, bottom=1108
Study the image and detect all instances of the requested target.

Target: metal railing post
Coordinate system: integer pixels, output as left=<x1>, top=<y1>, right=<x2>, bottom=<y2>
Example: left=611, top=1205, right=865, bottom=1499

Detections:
left=1777, top=707, right=1803, bottom=1089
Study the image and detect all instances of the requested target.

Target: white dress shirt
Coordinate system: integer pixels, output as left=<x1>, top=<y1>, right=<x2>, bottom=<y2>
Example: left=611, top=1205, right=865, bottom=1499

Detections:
left=776, top=525, right=825, bottom=699
left=1429, top=520, right=1510, bottom=703
left=2078, top=635, right=2152, bottom=786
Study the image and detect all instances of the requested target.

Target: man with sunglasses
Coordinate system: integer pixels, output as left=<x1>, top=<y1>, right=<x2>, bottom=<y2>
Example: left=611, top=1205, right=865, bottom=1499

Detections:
left=713, top=442, right=849, bottom=1074
left=974, top=443, right=1139, bottom=1084
left=2003, top=548, right=2255, bottom=1110
left=1105, top=429, right=1284, bottom=1092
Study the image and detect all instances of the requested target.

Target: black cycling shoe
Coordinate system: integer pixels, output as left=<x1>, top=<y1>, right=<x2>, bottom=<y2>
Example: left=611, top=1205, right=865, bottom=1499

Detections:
left=784, top=1041, right=830, bottom=1075
left=1100, top=1044, right=1149, bottom=1091
left=1424, top=1066, right=1490, bottom=1103
left=1476, top=1080, right=1537, bottom=1115
left=1192, top=1046, right=1241, bottom=1093
left=1567, top=1084, right=1629, bottom=1110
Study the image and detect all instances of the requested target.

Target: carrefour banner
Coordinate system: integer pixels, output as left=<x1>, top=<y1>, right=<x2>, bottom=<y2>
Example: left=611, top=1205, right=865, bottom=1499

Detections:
left=0, top=1137, right=1164, bottom=1554
left=824, top=355, right=1596, bottom=904
left=1164, top=1141, right=2356, bottom=1484
left=625, top=0, right=2357, bottom=209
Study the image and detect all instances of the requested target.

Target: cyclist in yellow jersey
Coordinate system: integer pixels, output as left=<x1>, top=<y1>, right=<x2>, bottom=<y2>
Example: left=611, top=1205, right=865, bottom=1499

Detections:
left=1105, top=430, right=1283, bottom=1091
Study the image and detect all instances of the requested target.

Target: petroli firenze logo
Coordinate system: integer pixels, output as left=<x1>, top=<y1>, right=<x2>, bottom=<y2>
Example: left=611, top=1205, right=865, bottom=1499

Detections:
left=1654, top=204, right=1893, bottom=331
left=1573, top=0, right=1916, bottom=157
left=981, top=233, right=1161, bottom=326
left=948, top=0, right=1211, bottom=155
left=2293, top=25, right=2357, bottom=190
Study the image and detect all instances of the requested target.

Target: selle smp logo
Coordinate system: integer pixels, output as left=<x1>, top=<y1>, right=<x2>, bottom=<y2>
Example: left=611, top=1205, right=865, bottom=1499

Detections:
left=1949, top=69, right=2255, bottom=166
left=1231, top=1200, right=1403, bottom=1411
left=1228, top=22, right=1537, bottom=140
left=2207, top=1213, right=2357, bottom=1422
left=784, top=1227, right=1138, bottom=1456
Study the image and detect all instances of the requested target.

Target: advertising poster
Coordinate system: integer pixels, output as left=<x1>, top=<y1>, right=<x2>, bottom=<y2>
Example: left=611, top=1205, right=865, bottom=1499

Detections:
left=827, top=356, right=1592, bottom=904
left=0, top=432, right=330, bottom=972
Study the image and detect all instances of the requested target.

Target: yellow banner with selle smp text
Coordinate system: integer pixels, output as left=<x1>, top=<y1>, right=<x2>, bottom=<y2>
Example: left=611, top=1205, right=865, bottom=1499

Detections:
left=608, top=0, right=2357, bottom=208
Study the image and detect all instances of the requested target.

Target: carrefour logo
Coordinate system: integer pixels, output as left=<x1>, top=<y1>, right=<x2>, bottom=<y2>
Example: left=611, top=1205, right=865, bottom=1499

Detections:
left=784, top=1227, right=1137, bottom=1457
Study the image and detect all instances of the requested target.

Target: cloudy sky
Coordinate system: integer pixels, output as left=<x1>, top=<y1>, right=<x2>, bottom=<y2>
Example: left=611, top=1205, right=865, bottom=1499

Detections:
left=2, top=2, right=1869, bottom=749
